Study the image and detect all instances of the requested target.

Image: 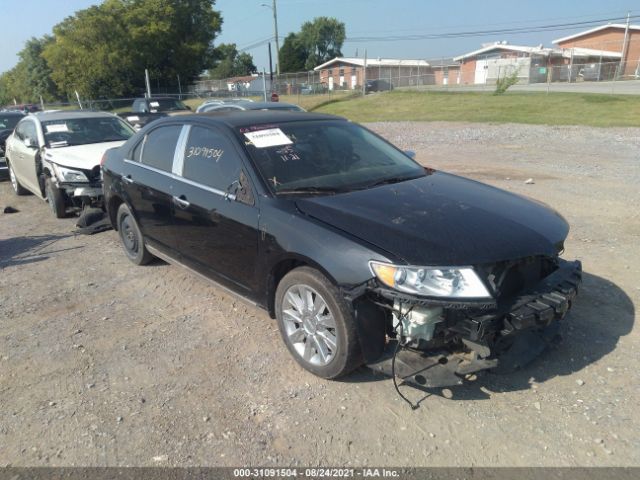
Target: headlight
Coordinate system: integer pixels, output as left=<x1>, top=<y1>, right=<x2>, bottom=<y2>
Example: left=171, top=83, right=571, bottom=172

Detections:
left=370, top=261, right=492, bottom=299
left=52, top=164, right=89, bottom=183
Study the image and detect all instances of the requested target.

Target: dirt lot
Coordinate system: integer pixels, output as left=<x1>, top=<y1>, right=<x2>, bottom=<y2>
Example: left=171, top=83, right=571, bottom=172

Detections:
left=0, top=122, right=638, bottom=467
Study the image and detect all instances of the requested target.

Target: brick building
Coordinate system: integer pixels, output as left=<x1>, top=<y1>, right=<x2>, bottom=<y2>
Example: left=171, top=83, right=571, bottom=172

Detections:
left=553, top=23, right=640, bottom=78
left=313, top=57, right=435, bottom=90
left=454, top=43, right=561, bottom=84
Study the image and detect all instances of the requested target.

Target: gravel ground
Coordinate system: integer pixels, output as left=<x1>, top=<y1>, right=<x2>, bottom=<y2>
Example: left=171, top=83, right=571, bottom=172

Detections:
left=0, top=122, right=638, bottom=467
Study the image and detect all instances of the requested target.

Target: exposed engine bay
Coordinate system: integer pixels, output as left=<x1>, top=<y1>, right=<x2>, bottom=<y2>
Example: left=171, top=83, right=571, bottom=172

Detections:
left=350, top=255, right=582, bottom=405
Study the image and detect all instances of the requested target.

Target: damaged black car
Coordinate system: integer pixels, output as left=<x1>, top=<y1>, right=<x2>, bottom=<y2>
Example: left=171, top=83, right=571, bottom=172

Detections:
left=102, top=111, right=581, bottom=390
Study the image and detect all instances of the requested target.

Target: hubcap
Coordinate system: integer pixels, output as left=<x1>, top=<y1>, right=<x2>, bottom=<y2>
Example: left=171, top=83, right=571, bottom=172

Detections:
left=46, top=184, right=55, bottom=213
left=9, top=165, right=18, bottom=192
left=282, top=284, right=338, bottom=367
left=120, top=215, right=138, bottom=253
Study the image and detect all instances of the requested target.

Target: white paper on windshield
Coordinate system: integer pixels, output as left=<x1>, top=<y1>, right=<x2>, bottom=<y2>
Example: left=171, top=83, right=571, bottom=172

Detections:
left=149, top=101, right=160, bottom=107
left=127, top=115, right=140, bottom=122
left=46, top=123, right=69, bottom=133
left=243, top=128, right=292, bottom=148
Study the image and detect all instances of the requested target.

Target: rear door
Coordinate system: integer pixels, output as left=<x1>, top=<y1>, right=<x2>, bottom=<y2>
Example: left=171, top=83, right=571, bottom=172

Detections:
left=170, top=124, right=260, bottom=293
left=121, top=123, right=185, bottom=253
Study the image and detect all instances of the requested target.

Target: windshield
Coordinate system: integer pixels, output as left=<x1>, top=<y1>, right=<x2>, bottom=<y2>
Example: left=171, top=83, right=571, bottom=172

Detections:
left=42, top=117, right=135, bottom=148
left=0, top=115, right=22, bottom=130
left=240, top=120, right=425, bottom=194
left=149, top=98, right=188, bottom=112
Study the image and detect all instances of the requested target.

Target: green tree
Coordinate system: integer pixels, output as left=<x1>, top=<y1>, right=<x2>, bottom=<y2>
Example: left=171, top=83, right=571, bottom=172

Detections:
left=42, top=0, right=222, bottom=98
left=298, top=17, right=345, bottom=70
left=279, top=33, right=307, bottom=73
left=208, top=43, right=257, bottom=79
left=0, top=36, right=58, bottom=104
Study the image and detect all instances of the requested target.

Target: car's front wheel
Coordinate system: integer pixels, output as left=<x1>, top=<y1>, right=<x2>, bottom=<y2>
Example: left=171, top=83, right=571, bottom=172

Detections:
left=275, top=267, right=362, bottom=379
left=45, top=178, right=66, bottom=218
left=8, top=161, right=28, bottom=195
left=116, top=203, right=153, bottom=265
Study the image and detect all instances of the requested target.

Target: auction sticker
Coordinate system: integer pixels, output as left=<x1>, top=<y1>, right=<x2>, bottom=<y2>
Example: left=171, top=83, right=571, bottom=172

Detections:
left=244, top=128, right=292, bottom=148
left=46, top=123, right=69, bottom=133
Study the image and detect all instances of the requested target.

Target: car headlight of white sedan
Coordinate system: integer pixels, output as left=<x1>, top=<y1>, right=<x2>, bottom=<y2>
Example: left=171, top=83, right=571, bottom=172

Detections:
left=52, top=163, right=89, bottom=183
left=370, top=261, right=492, bottom=299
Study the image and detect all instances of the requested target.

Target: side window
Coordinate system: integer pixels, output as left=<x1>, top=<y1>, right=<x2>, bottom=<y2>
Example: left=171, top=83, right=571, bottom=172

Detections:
left=131, top=137, right=144, bottom=162
left=140, top=125, right=182, bottom=172
left=15, top=122, right=27, bottom=140
left=182, top=126, right=240, bottom=191
left=18, top=121, right=38, bottom=145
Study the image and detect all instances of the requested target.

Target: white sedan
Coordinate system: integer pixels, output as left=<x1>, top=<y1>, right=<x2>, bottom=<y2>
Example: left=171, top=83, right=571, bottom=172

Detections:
left=5, top=111, right=134, bottom=218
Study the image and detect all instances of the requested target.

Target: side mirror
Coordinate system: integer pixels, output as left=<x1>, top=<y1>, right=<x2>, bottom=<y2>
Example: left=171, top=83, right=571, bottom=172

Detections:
left=24, top=138, right=38, bottom=149
left=404, top=150, right=416, bottom=159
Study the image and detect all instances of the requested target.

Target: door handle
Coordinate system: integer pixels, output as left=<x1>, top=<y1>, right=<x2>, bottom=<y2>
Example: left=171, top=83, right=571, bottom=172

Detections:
left=172, top=195, right=190, bottom=208
left=122, top=174, right=134, bottom=184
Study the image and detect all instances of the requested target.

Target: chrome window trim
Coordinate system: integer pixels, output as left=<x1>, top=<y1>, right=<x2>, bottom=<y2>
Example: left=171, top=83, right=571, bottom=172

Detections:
left=124, top=158, right=235, bottom=201
left=172, top=125, right=191, bottom=176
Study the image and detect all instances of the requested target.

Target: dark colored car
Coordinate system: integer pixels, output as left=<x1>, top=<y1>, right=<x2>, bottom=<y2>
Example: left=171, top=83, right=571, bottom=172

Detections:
left=102, top=111, right=581, bottom=387
left=119, top=97, right=191, bottom=130
left=197, top=100, right=305, bottom=114
left=0, top=111, right=25, bottom=178
left=365, top=79, right=394, bottom=93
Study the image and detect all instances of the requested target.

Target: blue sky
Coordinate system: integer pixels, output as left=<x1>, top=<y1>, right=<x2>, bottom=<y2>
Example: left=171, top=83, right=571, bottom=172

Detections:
left=1, top=0, right=637, bottom=74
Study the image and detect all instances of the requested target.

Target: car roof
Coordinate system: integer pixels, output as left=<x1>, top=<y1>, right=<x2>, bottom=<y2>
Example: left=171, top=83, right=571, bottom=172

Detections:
left=192, top=110, right=344, bottom=128
left=236, top=101, right=302, bottom=110
left=27, top=110, right=118, bottom=122
left=0, top=111, right=25, bottom=117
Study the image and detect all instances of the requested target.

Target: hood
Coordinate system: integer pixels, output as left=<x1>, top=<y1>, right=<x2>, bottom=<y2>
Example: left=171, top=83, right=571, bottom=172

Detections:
left=44, top=141, right=125, bottom=170
left=295, top=172, right=569, bottom=266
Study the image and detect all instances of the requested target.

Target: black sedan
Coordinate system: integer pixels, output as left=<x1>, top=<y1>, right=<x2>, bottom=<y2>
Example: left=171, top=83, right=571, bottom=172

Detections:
left=0, top=111, right=25, bottom=178
left=102, top=111, right=581, bottom=388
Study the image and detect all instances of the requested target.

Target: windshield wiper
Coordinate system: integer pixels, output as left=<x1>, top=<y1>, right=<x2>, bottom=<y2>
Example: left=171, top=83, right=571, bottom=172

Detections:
left=363, top=174, right=423, bottom=189
left=276, top=186, right=343, bottom=195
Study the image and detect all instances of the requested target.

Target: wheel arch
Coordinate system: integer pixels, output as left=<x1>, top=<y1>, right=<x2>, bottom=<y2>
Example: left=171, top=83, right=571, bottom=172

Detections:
left=107, top=194, right=125, bottom=230
left=266, top=254, right=340, bottom=318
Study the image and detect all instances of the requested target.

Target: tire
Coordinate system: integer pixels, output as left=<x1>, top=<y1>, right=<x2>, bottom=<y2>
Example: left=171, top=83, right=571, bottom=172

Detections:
left=45, top=177, right=67, bottom=218
left=8, top=161, right=28, bottom=195
left=116, top=203, right=153, bottom=265
left=275, top=266, right=362, bottom=379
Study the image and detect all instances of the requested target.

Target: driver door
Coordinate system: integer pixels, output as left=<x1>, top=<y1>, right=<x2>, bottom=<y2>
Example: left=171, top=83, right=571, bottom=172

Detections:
left=10, top=119, right=42, bottom=196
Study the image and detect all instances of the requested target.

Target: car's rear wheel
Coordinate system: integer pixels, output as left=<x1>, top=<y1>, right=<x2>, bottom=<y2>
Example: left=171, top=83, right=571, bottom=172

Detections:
left=275, top=267, right=362, bottom=379
left=8, top=161, right=28, bottom=195
left=116, top=203, right=153, bottom=265
left=45, top=178, right=67, bottom=218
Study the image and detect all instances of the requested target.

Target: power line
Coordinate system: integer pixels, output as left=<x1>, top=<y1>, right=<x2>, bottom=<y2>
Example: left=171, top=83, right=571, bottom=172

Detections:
left=344, top=15, right=640, bottom=43
left=347, top=9, right=639, bottom=35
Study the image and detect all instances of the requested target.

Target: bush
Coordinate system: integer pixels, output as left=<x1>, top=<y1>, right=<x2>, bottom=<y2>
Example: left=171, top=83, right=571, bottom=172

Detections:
left=495, top=68, right=520, bottom=95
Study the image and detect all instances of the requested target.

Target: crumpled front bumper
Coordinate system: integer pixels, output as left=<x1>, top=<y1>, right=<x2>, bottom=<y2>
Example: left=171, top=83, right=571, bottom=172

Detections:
left=367, top=259, right=582, bottom=388
left=58, top=181, right=103, bottom=199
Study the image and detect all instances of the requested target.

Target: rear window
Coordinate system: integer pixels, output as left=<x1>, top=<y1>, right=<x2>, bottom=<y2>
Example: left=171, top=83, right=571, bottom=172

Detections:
left=0, top=115, right=23, bottom=130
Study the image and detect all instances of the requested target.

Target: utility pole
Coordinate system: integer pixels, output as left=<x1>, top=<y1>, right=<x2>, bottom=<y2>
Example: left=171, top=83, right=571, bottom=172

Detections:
left=620, top=11, right=631, bottom=78
left=145, top=69, right=152, bottom=98
left=362, top=49, right=367, bottom=97
left=273, top=0, right=280, bottom=75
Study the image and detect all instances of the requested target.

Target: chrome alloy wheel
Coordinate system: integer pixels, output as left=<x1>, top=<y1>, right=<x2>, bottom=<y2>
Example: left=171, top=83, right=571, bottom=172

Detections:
left=281, top=284, right=338, bottom=366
